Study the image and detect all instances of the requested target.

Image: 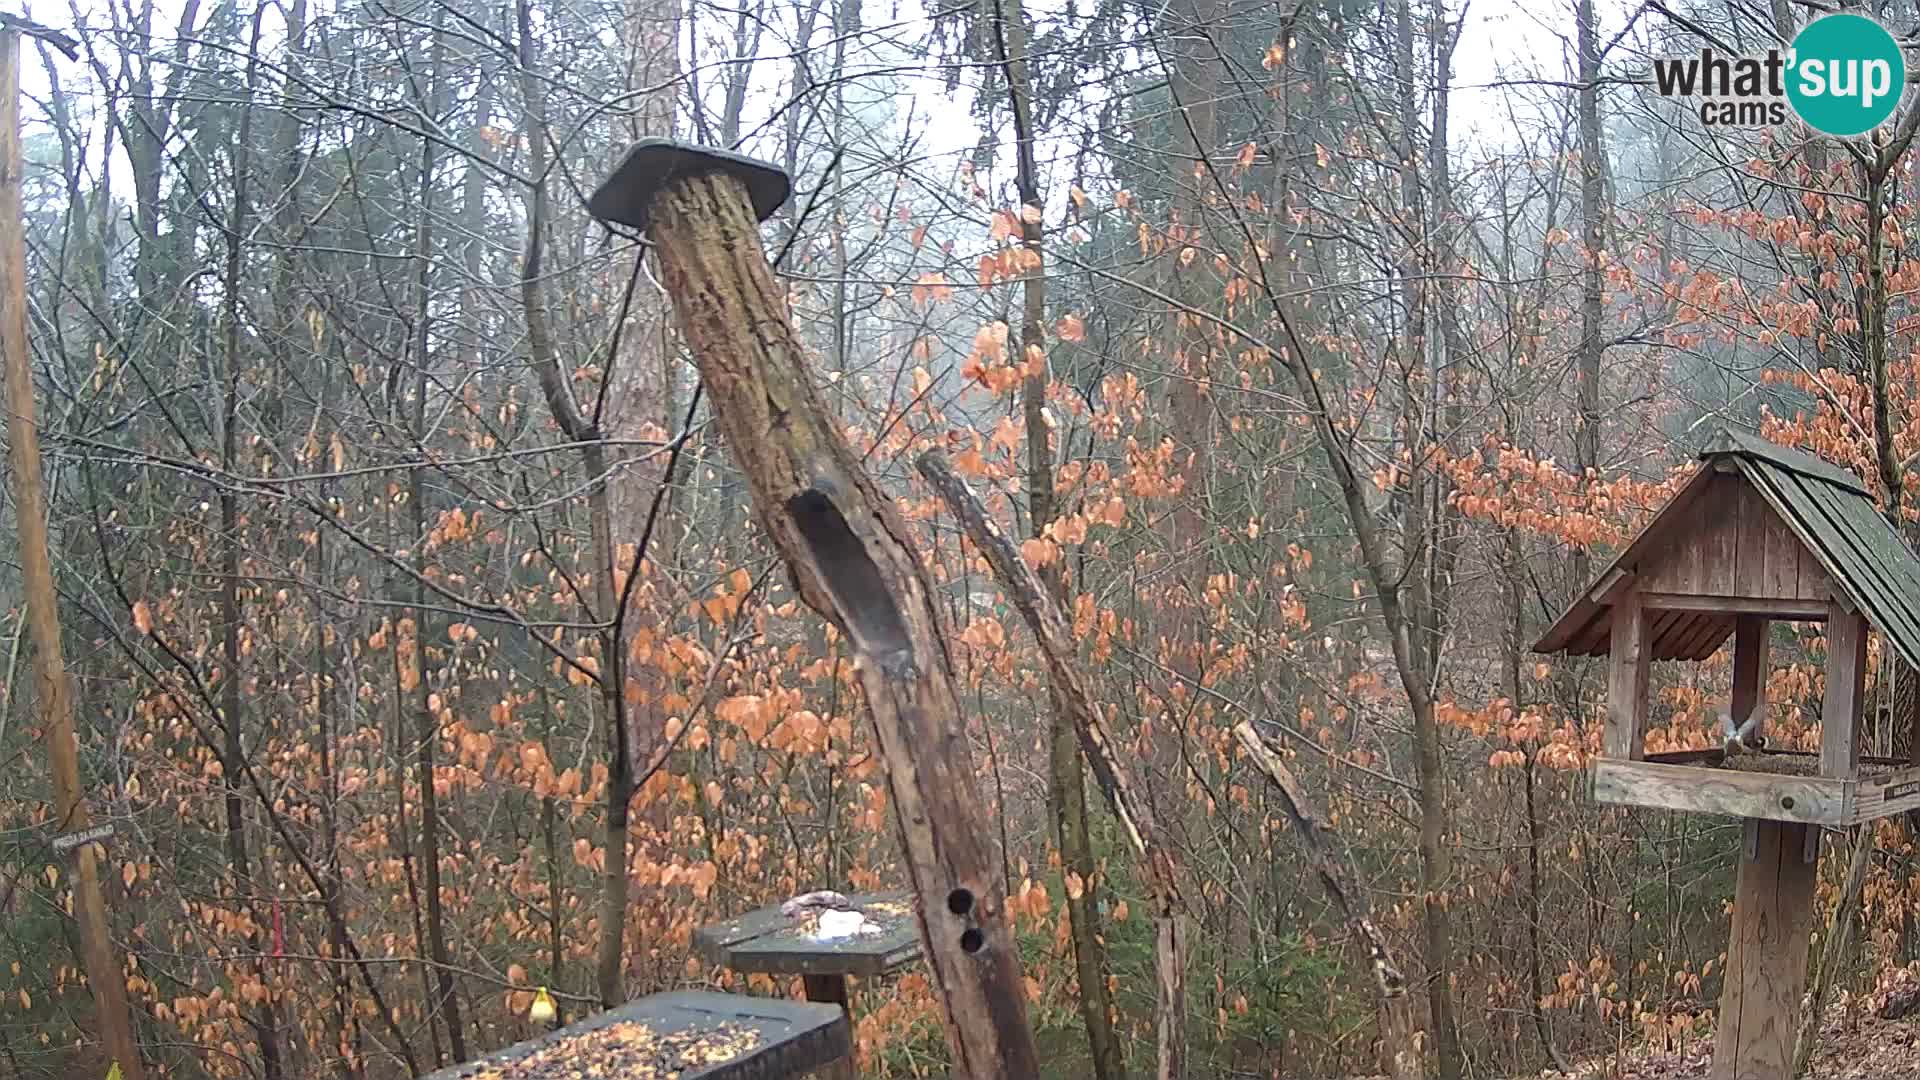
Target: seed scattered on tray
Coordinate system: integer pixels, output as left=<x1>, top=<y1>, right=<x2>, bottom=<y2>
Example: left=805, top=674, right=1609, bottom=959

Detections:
left=464, top=1020, right=763, bottom=1079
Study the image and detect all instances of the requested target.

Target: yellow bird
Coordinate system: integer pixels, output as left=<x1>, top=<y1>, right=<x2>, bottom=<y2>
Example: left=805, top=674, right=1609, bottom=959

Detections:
left=528, top=986, right=557, bottom=1025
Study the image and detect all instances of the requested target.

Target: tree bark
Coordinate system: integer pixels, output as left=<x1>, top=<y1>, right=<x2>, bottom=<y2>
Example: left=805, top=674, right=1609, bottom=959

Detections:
left=408, top=17, right=465, bottom=1061
left=218, top=11, right=283, bottom=1074
left=635, top=165, right=1041, bottom=1078
left=0, top=29, right=147, bottom=1080
left=516, top=0, right=636, bottom=1009
left=1573, top=0, right=1604, bottom=589
left=987, top=1, right=1122, bottom=1075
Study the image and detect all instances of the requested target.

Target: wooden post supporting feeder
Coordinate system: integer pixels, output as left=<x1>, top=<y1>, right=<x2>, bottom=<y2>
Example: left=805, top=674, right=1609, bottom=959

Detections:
left=588, top=140, right=1041, bottom=1078
left=1535, top=428, right=1920, bottom=1080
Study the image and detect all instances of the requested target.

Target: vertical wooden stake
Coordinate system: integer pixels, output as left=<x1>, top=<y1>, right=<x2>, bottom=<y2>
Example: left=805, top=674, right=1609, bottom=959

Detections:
left=1712, top=820, right=1817, bottom=1080
left=1821, top=604, right=1868, bottom=780
left=1605, top=591, right=1649, bottom=760
left=0, top=29, right=146, bottom=1080
left=800, top=975, right=856, bottom=1080
left=1731, top=615, right=1768, bottom=740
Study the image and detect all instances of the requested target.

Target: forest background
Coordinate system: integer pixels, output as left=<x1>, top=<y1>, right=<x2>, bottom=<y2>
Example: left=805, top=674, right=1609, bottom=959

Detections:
left=2, top=0, right=1915, bottom=1076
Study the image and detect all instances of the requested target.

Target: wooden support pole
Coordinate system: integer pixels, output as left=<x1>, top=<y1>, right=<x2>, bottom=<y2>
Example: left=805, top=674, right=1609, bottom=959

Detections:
left=1822, top=604, right=1868, bottom=780
left=918, top=451, right=1189, bottom=1080
left=1712, top=820, right=1818, bottom=1080
left=1606, top=590, right=1650, bottom=760
left=590, top=142, right=1039, bottom=1078
left=0, top=29, right=146, bottom=1080
left=800, top=976, right=856, bottom=1080
left=1732, top=615, right=1769, bottom=740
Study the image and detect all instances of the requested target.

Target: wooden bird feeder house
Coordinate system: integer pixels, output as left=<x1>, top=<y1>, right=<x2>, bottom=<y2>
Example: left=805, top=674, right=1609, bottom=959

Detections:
left=1535, top=427, right=1920, bottom=1080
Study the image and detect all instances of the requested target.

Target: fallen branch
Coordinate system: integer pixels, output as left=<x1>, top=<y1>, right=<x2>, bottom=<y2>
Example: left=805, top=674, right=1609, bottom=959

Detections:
left=916, top=449, right=1188, bottom=1080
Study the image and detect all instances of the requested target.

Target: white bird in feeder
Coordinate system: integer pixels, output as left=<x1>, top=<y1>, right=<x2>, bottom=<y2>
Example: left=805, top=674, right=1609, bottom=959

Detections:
left=782, top=890, right=883, bottom=940
left=1722, top=706, right=1766, bottom=755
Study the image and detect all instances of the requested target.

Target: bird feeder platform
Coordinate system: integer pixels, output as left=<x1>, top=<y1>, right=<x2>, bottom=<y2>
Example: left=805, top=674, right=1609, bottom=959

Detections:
left=694, top=891, right=923, bottom=980
left=1536, top=428, right=1920, bottom=1080
left=1596, top=748, right=1920, bottom=826
left=694, top=892, right=922, bottom=1080
left=422, top=990, right=849, bottom=1080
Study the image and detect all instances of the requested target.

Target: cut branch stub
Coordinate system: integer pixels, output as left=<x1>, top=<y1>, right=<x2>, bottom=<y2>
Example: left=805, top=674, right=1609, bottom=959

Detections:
left=588, top=141, right=1040, bottom=1079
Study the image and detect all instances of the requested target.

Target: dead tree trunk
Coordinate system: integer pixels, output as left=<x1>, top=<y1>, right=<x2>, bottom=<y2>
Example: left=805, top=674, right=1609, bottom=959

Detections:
left=919, top=450, right=1188, bottom=1080
left=590, top=142, right=1040, bottom=1078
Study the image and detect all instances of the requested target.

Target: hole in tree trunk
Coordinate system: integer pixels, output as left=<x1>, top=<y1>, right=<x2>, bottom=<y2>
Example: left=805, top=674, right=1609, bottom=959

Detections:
left=787, top=486, right=914, bottom=672
left=947, top=888, right=974, bottom=915
left=960, top=928, right=985, bottom=954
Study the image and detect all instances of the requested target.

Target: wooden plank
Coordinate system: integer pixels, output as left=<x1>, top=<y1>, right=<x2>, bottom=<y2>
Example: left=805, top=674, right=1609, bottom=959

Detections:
left=1763, top=487, right=1803, bottom=600
left=1606, top=592, right=1651, bottom=760
left=1645, top=607, right=1691, bottom=660
left=1569, top=614, right=1611, bottom=657
left=1591, top=759, right=1848, bottom=825
left=1822, top=605, right=1868, bottom=780
left=1644, top=496, right=1708, bottom=595
left=1587, top=566, right=1634, bottom=606
left=1819, top=484, right=1920, bottom=672
left=1732, top=615, right=1769, bottom=739
left=1849, top=765, right=1920, bottom=824
left=1679, top=613, right=1734, bottom=661
left=1703, top=476, right=1740, bottom=595
left=1795, top=538, right=1831, bottom=602
left=1733, top=481, right=1771, bottom=598
left=1711, top=821, right=1819, bottom=1080
left=1791, top=475, right=1920, bottom=670
left=1745, top=466, right=1842, bottom=610
left=1638, top=593, right=1829, bottom=619
left=1535, top=463, right=1718, bottom=653
left=420, top=990, right=851, bottom=1080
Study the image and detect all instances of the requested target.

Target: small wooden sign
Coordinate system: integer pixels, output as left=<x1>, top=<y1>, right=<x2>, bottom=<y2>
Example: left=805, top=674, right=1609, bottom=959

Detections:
left=49, top=823, right=113, bottom=854
left=1885, top=780, right=1920, bottom=801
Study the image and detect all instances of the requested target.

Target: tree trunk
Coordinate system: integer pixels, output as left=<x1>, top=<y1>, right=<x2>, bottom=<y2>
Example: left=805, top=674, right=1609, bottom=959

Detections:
left=1573, top=0, right=1605, bottom=596
left=517, top=0, right=636, bottom=1008
left=632, top=162, right=1042, bottom=1077
left=219, top=12, right=283, bottom=1073
left=989, top=1, right=1122, bottom=1075
left=407, top=18, right=465, bottom=1061
left=0, top=29, right=148, bottom=1080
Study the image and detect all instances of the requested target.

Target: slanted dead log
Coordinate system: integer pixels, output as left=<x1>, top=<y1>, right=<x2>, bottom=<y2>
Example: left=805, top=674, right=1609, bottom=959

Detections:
left=1231, top=722, right=1421, bottom=1080
left=587, top=140, right=1039, bottom=1078
left=917, top=450, right=1188, bottom=1080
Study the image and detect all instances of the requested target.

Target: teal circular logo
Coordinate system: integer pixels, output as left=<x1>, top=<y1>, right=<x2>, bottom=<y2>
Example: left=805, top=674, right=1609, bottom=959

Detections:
left=1787, top=14, right=1906, bottom=137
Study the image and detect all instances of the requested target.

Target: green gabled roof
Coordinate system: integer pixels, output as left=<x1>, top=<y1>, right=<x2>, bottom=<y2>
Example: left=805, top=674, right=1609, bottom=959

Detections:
left=1534, top=428, right=1920, bottom=672
left=1708, top=429, right=1920, bottom=673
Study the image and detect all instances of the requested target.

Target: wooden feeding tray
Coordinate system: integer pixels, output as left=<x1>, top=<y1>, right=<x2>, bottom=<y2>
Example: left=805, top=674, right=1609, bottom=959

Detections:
left=423, top=990, right=850, bottom=1080
left=694, top=892, right=922, bottom=979
left=1594, top=749, right=1920, bottom=826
